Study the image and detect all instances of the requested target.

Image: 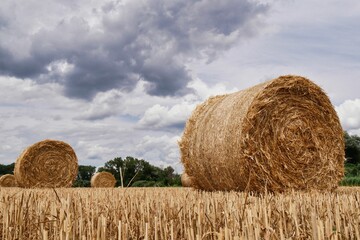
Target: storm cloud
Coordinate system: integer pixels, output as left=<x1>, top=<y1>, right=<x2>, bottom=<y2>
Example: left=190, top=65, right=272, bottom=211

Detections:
left=0, top=0, right=269, bottom=99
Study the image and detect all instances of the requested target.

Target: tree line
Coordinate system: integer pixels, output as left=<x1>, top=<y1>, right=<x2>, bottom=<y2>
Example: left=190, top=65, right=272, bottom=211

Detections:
left=0, top=156, right=181, bottom=187
left=342, top=132, right=360, bottom=185
left=76, top=156, right=181, bottom=187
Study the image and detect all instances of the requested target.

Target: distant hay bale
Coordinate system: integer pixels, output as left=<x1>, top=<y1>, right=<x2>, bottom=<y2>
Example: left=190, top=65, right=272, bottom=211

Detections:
left=91, top=172, right=116, bottom=188
left=179, top=75, right=344, bottom=193
left=14, top=139, right=78, bottom=188
left=0, top=174, right=17, bottom=187
left=181, top=173, right=194, bottom=187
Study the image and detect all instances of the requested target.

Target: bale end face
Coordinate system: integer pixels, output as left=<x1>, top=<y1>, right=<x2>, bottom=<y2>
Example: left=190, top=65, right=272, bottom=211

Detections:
left=91, top=172, right=117, bottom=188
left=181, top=173, right=194, bottom=187
left=0, top=174, right=17, bottom=187
left=14, top=139, right=78, bottom=188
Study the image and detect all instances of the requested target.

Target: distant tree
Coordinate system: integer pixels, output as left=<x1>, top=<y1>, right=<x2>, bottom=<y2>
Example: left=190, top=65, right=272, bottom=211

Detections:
left=160, top=166, right=175, bottom=186
left=342, top=132, right=360, bottom=185
left=344, top=132, right=360, bottom=164
left=0, top=163, right=15, bottom=175
left=344, top=163, right=360, bottom=177
left=0, top=159, right=182, bottom=187
left=98, top=157, right=131, bottom=186
left=98, top=156, right=181, bottom=187
left=78, top=165, right=96, bottom=181
left=73, top=165, right=96, bottom=187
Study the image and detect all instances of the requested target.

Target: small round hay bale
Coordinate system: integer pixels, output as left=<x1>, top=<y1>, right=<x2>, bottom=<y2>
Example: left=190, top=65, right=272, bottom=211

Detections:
left=0, top=174, right=17, bottom=187
left=181, top=173, right=194, bottom=187
left=14, top=139, right=78, bottom=188
left=91, top=172, right=116, bottom=188
left=179, top=75, right=344, bottom=193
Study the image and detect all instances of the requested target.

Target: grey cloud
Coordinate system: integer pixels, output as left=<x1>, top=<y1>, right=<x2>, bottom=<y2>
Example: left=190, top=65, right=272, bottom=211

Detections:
left=186, top=0, right=267, bottom=35
left=142, top=59, right=192, bottom=96
left=0, top=16, right=9, bottom=30
left=168, top=122, right=186, bottom=130
left=0, top=0, right=269, bottom=100
left=75, top=109, right=115, bottom=121
left=62, top=57, right=134, bottom=99
left=0, top=47, right=46, bottom=78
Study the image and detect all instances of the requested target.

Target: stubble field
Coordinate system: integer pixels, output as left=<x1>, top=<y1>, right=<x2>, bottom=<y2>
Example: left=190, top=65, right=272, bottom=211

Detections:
left=1, top=187, right=360, bottom=240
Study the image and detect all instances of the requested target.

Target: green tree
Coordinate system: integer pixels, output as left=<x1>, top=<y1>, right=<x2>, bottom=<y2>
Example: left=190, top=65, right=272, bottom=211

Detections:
left=73, top=165, right=96, bottom=187
left=341, top=132, right=360, bottom=186
left=0, top=163, right=15, bottom=175
left=78, top=165, right=96, bottom=181
left=98, top=156, right=181, bottom=187
left=100, top=157, right=124, bottom=177
left=344, top=132, right=360, bottom=164
left=98, top=157, right=135, bottom=186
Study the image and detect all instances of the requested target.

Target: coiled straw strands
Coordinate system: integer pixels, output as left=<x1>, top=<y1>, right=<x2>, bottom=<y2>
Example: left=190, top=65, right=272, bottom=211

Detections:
left=91, top=172, right=116, bottom=188
left=0, top=174, right=17, bottom=187
left=179, top=75, right=344, bottom=193
left=14, top=139, right=78, bottom=188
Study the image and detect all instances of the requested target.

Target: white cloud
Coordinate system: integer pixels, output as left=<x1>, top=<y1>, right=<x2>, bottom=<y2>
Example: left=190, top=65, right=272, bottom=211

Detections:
left=0, top=76, right=61, bottom=103
left=76, top=140, right=114, bottom=163
left=135, top=135, right=182, bottom=171
left=188, top=78, right=238, bottom=99
left=336, top=99, right=360, bottom=131
left=75, top=89, right=124, bottom=120
left=138, top=103, right=196, bottom=129
left=138, top=78, right=238, bottom=129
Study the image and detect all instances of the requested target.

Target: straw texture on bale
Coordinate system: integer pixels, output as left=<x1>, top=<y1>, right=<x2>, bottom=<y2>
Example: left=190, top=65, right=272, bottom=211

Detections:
left=181, top=173, right=194, bottom=187
left=91, top=172, right=116, bottom=188
left=14, top=139, right=78, bottom=188
left=0, top=174, right=17, bottom=187
left=179, top=75, right=344, bottom=193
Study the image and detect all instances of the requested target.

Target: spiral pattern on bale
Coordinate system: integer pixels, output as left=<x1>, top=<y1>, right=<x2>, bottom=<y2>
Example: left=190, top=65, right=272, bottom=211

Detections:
left=91, top=172, right=116, bottom=188
left=14, top=139, right=78, bottom=188
left=179, top=75, right=344, bottom=193
left=181, top=173, right=194, bottom=187
left=0, top=174, right=17, bottom=187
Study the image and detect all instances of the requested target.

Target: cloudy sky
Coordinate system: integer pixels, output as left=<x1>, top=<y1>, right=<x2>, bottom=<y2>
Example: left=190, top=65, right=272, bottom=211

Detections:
left=0, top=0, right=359, bottom=172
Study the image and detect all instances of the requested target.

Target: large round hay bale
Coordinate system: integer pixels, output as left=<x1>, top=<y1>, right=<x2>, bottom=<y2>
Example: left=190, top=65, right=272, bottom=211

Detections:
left=0, top=174, right=17, bottom=187
left=14, top=139, right=78, bottom=188
left=91, top=172, right=116, bottom=188
left=179, top=75, right=344, bottom=193
left=181, top=173, right=194, bottom=187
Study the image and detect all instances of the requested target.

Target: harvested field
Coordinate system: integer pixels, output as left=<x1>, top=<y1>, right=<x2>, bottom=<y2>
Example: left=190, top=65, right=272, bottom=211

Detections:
left=0, top=187, right=360, bottom=239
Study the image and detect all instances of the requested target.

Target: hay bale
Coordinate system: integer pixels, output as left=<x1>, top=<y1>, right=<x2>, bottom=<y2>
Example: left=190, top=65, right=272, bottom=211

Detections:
left=91, top=172, right=116, bottom=188
left=0, top=174, right=17, bottom=187
left=181, top=173, right=194, bottom=187
left=14, top=139, right=78, bottom=188
left=179, top=75, right=344, bottom=193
